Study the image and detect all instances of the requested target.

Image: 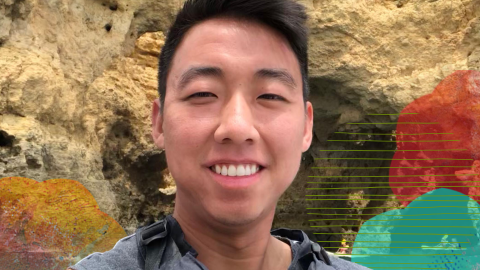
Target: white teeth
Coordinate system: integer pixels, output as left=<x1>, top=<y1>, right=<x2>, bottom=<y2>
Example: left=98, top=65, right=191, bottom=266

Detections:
left=236, top=165, right=246, bottom=176
left=228, top=165, right=236, bottom=176
left=211, top=164, right=262, bottom=177
left=245, top=165, right=251, bottom=175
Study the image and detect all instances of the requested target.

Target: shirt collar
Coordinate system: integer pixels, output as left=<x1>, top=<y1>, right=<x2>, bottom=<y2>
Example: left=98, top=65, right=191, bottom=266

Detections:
left=165, top=214, right=315, bottom=265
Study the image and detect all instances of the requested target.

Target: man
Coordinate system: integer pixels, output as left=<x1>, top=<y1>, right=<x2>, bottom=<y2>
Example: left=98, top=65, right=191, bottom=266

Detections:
left=68, top=0, right=372, bottom=269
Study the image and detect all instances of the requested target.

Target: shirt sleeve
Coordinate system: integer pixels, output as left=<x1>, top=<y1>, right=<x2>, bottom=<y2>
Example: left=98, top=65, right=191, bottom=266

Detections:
left=328, top=255, right=373, bottom=270
left=67, top=234, right=144, bottom=270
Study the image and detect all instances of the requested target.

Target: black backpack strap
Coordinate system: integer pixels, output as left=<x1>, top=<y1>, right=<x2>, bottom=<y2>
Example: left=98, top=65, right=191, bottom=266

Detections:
left=298, top=241, right=333, bottom=269
left=311, top=242, right=332, bottom=265
left=136, top=219, right=169, bottom=270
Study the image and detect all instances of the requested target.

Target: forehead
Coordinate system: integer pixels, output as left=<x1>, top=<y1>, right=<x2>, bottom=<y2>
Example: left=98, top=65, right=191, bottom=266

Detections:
left=185, top=16, right=293, bottom=50
left=167, top=17, right=301, bottom=87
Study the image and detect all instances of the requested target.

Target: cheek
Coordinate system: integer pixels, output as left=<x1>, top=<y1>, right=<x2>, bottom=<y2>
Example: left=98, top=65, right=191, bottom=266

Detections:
left=267, top=132, right=302, bottom=169
left=270, top=119, right=304, bottom=151
left=269, top=120, right=304, bottom=173
left=163, top=116, right=209, bottom=172
left=165, top=116, right=201, bottom=148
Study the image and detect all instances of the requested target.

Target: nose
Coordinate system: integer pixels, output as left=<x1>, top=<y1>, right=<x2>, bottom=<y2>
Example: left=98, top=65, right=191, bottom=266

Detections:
left=214, top=92, right=260, bottom=145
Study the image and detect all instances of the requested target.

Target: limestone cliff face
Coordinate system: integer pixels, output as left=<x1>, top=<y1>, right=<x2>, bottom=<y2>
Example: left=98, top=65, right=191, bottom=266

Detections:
left=0, top=0, right=479, bottom=252
left=0, top=0, right=182, bottom=234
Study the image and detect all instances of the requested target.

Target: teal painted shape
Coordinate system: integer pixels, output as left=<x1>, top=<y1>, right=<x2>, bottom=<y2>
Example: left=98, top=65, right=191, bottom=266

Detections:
left=352, top=188, right=480, bottom=269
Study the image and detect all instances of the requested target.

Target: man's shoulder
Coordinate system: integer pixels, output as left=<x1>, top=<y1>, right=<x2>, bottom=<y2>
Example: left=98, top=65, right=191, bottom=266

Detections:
left=271, top=227, right=371, bottom=270
left=67, top=233, right=144, bottom=270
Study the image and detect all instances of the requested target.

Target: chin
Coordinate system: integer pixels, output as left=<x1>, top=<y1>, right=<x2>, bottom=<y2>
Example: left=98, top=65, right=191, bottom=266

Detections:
left=211, top=203, right=272, bottom=228
left=213, top=213, right=259, bottom=227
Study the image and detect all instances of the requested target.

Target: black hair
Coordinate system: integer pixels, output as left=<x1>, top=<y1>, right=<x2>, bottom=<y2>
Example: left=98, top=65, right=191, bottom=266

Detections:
left=157, top=0, right=310, bottom=115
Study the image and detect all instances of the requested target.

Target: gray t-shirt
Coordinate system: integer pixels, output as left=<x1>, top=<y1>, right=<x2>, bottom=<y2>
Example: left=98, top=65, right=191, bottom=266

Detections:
left=69, top=216, right=371, bottom=270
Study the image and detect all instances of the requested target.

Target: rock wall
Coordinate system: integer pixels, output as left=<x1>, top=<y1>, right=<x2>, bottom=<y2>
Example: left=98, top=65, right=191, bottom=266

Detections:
left=1, top=0, right=479, bottom=252
left=0, top=0, right=182, bottom=234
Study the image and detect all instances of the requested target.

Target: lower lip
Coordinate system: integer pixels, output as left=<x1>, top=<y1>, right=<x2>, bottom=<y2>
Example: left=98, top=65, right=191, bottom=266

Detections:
left=207, top=166, right=263, bottom=189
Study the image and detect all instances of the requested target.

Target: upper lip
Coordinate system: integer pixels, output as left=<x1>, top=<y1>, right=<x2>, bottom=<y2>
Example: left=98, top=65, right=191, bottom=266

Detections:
left=205, top=159, right=266, bottom=168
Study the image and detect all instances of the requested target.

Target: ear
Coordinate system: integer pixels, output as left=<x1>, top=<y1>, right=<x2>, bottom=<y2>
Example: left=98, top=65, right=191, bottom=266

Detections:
left=151, top=99, right=165, bottom=150
left=302, top=101, right=314, bottom=153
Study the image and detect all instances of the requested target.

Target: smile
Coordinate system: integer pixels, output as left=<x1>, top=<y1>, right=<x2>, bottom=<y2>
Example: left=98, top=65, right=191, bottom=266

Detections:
left=207, top=166, right=264, bottom=189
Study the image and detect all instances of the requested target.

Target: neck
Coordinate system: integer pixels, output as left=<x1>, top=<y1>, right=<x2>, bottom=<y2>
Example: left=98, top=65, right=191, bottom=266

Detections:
left=172, top=196, right=292, bottom=270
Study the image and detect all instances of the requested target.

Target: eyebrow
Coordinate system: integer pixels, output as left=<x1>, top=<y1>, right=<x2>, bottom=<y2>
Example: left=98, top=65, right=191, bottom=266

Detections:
left=176, top=66, right=297, bottom=92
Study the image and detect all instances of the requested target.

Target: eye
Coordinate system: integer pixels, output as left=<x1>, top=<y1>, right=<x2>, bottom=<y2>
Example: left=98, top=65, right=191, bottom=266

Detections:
left=260, top=94, right=285, bottom=101
left=189, top=92, right=216, bottom=98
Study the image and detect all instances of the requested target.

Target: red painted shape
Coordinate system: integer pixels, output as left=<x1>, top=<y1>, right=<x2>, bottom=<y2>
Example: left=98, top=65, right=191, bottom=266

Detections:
left=389, top=70, right=480, bottom=207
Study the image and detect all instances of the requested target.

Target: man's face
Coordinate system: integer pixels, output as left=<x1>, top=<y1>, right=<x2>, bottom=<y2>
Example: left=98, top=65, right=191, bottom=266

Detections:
left=152, top=17, right=313, bottom=226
